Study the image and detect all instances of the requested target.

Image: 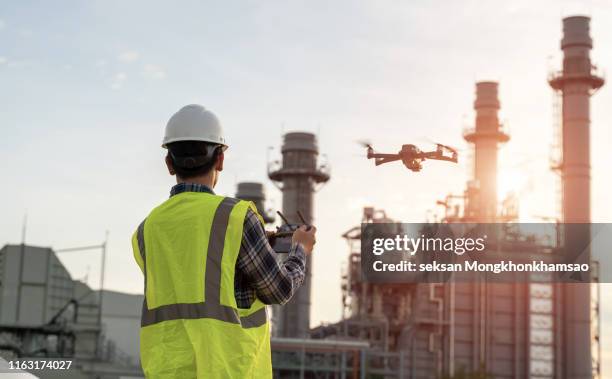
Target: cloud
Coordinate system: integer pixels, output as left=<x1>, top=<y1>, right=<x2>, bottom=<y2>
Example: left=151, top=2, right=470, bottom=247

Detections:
left=0, top=57, right=6, bottom=65
left=110, top=72, right=127, bottom=90
left=0, top=20, right=5, bottom=30
left=117, top=50, right=140, bottom=63
left=142, top=64, right=166, bottom=79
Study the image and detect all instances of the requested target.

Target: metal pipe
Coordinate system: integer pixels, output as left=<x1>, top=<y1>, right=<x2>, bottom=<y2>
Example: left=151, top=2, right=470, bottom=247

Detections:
left=55, top=234, right=108, bottom=359
left=96, top=231, right=108, bottom=358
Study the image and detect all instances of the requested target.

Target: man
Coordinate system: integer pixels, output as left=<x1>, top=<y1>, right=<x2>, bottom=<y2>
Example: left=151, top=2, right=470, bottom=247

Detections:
left=131, top=104, right=316, bottom=378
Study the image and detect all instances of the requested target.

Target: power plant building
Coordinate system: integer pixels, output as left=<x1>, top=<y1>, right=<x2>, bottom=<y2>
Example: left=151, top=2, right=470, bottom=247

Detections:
left=0, top=244, right=144, bottom=377
left=269, top=16, right=602, bottom=378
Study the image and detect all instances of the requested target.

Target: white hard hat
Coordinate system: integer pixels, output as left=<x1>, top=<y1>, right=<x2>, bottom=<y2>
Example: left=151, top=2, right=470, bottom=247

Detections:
left=162, top=104, right=227, bottom=148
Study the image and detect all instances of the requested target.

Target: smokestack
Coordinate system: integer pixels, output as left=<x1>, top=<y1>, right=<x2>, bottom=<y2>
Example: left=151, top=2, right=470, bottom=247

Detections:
left=550, top=16, right=603, bottom=223
left=268, top=132, right=330, bottom=337
left=235, top=182, right=275, bottom=223
left=549, top=15, right=603, bottom=379
left=464, top=81, right=509, bottom=221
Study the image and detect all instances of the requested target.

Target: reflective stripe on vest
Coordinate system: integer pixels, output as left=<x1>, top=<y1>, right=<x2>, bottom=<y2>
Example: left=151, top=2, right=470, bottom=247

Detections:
left=136, top=197, right=267, bottom=328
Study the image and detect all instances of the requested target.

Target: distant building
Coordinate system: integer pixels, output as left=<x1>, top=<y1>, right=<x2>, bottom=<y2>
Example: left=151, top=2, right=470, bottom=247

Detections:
left=0, top=244, right=143, bottom=378
left=97, top=289, right=143, bottom=366
left=0, top=245, right=74, bottom=327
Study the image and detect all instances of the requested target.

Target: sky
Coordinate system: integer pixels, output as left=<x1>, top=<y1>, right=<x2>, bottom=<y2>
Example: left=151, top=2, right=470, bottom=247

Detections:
left=2, top=0, right=612, bottom=373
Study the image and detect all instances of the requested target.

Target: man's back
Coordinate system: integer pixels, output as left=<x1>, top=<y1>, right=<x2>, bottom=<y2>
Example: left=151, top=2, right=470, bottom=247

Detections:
left=133, top=104, right=317, bottom=378
left=133, top=192, right=272, bottom=378
left=144, top=191, right=224, bottom=308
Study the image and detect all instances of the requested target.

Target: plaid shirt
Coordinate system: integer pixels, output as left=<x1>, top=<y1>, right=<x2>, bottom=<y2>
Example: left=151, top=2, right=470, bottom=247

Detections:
left=170, top=183, right=306, bottom=309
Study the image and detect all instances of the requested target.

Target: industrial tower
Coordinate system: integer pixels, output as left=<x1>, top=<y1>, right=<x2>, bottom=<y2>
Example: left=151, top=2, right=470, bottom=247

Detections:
left=463, top=81, right=510, bottom=221
left=268, top=132, right=330, bottom=337
left=268, top=15, right=602, bottom=379
left=235, top=182, right=275, bottom=224
left=549, top=15, right=604, bottom=379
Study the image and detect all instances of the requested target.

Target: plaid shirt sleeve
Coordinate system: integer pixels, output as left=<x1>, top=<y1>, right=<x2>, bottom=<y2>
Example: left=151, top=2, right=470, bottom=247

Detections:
left=234, top=208, right=306, bottom=308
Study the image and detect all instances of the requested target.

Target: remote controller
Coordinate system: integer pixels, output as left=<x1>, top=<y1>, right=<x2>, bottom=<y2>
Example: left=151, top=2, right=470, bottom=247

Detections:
left=268, top=211, right=310, bottom=253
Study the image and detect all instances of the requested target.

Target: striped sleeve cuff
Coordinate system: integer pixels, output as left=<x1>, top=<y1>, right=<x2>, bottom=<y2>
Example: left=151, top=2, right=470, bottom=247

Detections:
left=288, top=243, right=306, bottom=267
left=290, top=242, right=305, bottom=256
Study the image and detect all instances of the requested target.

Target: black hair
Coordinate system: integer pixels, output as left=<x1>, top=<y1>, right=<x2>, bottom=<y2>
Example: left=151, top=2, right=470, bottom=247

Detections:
left=166, top=141, right=222, bottom=179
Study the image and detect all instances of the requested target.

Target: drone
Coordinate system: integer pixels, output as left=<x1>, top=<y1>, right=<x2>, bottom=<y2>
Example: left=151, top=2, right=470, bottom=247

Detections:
left=363, top=142, right=458, bottom=172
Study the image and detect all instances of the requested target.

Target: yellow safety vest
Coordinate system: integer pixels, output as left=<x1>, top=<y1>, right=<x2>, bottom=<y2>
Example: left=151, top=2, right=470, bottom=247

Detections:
left=131, top=192, right=272, bottom=378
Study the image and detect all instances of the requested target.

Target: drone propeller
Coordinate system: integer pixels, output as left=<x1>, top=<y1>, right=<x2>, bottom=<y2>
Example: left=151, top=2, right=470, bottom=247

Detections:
left=417, top=136, right=464, bottom=152
left=355, top=139, right=373, bottom=149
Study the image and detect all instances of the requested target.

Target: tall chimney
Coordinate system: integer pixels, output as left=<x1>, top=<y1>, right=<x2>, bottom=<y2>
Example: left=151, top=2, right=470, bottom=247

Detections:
left=550, top=16, right=603, bottom=223
left=549, top=16, right=603, bottom=379
left=235, top=182, right=275, bottom=223
left=268, top=132, right=329, bottom=337
left=464, top=82, right=509, bottom=220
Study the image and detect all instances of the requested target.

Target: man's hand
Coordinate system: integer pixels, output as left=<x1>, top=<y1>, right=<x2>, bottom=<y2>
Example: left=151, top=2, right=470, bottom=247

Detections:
left=292, top=225, right=317, bottom=254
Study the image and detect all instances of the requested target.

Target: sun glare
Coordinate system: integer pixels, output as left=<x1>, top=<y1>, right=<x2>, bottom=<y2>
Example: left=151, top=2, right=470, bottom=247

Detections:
left=498, top=170, right=527, bottom=200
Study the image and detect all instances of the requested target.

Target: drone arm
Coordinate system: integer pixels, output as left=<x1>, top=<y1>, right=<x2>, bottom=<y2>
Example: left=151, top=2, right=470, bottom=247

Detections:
left=420, top=151, right=439, bottom=160
left=374, top=155, right=401, bottom=166
left=420, top=150, right=458, bottom=163
left=433, top=155, right=458, bottom=163
left=369, top=153, right=401, bottom=160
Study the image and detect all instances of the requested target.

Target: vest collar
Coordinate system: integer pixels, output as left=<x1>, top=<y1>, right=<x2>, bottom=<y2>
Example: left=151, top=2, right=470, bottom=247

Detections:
left=170, top=182, right=215, bottom=197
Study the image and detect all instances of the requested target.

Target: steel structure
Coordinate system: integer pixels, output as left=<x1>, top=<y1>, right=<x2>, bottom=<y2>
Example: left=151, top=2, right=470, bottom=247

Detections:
left=0, top=244, right=99, bottom=363
left=279, top=31, right=603, bottom=373
left=271, top=337, right=369, bottom=379
left=0, top=244, right=143, bottom=378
